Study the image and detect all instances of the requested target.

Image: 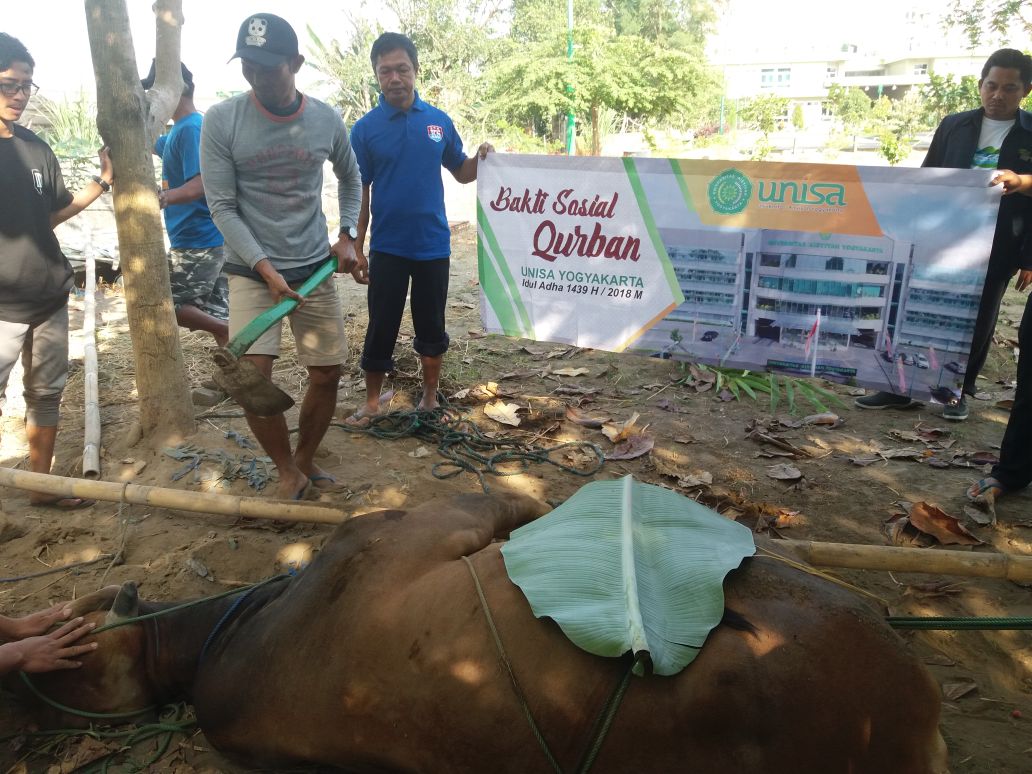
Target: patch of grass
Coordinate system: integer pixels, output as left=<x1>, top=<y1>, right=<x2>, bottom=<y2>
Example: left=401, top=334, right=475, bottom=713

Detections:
left=687, top=364, right=847, bottom=414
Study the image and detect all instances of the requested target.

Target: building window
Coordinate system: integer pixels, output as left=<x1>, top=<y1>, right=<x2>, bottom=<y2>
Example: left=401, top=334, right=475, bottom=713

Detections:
left=826, top=66, right=838, bottom=79
left=913, top=63, right=928, bottom=75
left=760, top=67, right=791, bottom=89
left=821, top=101, right=834, bottom=121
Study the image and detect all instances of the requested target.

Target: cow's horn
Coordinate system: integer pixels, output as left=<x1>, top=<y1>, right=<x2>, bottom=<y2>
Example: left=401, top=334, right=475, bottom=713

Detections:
left=106, top=581, right=139, bottom=623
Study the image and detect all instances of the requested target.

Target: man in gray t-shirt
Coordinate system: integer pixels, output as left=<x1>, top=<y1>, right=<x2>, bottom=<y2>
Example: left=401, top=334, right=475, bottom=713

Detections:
left=201, top=13, right=364, bottom=500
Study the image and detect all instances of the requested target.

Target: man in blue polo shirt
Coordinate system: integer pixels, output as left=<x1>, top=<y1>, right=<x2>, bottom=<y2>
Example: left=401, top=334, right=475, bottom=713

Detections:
left=347, top=32, right=492, bottom=423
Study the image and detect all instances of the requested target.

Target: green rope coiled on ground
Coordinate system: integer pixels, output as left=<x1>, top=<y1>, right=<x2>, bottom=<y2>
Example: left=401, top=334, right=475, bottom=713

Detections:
left=335, top=407, right=605, bottom=492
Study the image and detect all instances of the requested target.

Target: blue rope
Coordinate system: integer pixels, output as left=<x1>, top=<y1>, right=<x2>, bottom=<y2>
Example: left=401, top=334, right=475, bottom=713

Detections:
left=197, top=580, right=279, bottom=665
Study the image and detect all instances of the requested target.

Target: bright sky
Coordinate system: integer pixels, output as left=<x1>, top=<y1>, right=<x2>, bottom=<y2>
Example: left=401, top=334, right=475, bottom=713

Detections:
left=3, top=1, right=372, bottom=103
left=7, top=0, right=1029, bottom=106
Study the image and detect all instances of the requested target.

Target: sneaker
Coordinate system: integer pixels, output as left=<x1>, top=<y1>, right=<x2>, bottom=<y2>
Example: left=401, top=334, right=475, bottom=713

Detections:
left=942, top=395, right=969, bottom=421
left=854, top=391, right=917, bottom=410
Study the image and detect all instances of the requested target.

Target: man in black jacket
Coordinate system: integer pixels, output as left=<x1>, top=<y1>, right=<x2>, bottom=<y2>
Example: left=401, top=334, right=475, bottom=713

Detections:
left=856, top=48, right=1032, bottom=421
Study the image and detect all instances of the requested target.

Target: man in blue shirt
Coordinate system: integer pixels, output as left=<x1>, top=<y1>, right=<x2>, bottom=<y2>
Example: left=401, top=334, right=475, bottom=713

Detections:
left=142, top=61, right=229, bottom=348
left=347, top=32, right=492, bottom=423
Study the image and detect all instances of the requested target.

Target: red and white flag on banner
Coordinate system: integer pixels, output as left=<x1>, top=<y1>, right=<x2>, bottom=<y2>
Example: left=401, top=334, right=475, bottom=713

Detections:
left=896, top=353, right=907, bottom=393
left=803, top=311, right=820, bottom=357
left=928, top=345, right=939, bottom=370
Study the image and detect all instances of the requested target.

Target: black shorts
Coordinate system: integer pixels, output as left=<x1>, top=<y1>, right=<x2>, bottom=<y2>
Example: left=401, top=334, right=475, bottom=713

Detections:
left=360, top=251, right=450, bottom=372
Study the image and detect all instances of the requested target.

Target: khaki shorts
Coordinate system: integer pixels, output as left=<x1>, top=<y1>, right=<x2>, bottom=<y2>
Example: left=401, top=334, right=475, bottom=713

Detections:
left=227, top=273, right=347, bottom=367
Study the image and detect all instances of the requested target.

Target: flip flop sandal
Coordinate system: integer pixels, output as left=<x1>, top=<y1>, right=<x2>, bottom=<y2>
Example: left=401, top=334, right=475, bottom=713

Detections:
left=966, top=477, right=1005, bottom=502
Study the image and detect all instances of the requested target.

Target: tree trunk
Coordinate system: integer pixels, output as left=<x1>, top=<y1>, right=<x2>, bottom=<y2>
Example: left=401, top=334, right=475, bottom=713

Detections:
left=84, top=0, right=194, bottom=446
left=591, top=102, right=600, bottom=156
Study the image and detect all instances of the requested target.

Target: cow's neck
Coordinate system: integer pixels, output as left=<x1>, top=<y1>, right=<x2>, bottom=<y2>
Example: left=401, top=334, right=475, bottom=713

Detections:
left=146, top=581, right=290, bottom=701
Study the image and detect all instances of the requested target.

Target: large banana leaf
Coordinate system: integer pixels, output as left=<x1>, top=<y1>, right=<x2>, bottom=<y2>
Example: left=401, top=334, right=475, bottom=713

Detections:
left=501, top=475, right=755, bottom=676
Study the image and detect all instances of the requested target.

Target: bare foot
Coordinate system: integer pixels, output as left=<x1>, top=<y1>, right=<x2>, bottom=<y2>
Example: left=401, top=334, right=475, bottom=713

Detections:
left=344, top=405, right=379, bottom=427
left=275, top=470, right=313, bottom=501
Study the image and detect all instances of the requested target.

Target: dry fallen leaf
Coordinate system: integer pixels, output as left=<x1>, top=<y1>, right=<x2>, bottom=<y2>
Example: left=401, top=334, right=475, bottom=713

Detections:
left=963, top=505, right=995, bottom=527
left=968, top=451, right=1000, bottom=466
left=605, top=434, right=655, bottom=460
left=601, top=412, right=641, bottom=443
left=497, top=370, right=538, bottom=381
left=450, top=388, right=471, bottom=400
left=471, top=382, right=510, bottom=400
left=554, top=385, right=599, bottom=397
left=565, top=406, right=609, bottom=428
left=408, top=446, right=431, bottom=458
left=908, top=502, right=983, bottom=545
left=766, top=463, right=803, bottom=481
left=520, top=345, right=548, bottom=356
left=803, top=412, right=840, bottom=426
left=484, top=401, right=522, bottom=427
left=552, top=367, right=591, bottom=377
left=676, top=470, right=713, bottom=488
left=942, top=680, right=978, bottom=701
left=903, top=580, right=965, bottom=598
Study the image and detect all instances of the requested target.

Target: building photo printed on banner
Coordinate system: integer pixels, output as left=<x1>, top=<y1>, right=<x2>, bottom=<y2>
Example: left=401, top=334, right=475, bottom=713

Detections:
left=477, top=155, right=999, bottom=402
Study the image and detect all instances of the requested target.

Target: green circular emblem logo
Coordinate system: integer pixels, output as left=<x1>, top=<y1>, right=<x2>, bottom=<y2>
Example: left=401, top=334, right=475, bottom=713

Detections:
left=708, top=168, right=752, bottom=215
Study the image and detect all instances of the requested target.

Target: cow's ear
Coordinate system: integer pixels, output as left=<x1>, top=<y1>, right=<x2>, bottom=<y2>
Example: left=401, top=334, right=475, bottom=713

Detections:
left=65, top=585, right=121, bottom=617
left=106, top=581, right=139, bottom=623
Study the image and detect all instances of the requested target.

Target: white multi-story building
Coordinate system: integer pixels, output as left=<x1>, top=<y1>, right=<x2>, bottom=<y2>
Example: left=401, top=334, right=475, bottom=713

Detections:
left=709, top=0, right=1031, bottom=127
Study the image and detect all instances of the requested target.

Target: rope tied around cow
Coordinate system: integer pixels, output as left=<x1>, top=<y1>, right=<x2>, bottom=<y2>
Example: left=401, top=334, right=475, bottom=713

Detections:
left=334, top=406, right=605, bottom=492
left=461, top=555, right=638, bottom=774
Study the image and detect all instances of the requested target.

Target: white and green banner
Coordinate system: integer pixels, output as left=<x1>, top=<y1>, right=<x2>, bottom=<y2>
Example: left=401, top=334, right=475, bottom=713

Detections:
left=477, top=154, right=1000, bottom=399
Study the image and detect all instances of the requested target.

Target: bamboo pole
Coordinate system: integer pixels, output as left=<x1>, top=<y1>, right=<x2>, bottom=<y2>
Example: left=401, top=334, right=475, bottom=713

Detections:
left=0, top=468, right=344, bottom=525
left=82, top=229, right=101, bottom=479
left=775, top=539, right=1032, bottom=583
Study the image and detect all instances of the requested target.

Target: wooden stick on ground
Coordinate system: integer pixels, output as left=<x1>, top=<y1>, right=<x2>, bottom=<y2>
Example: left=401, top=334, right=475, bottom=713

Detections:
left=0, top=468, right=344, bottom=525
left=82, top=231, right=101, bottom=479
left=775, top=539, right=1032, bottom=583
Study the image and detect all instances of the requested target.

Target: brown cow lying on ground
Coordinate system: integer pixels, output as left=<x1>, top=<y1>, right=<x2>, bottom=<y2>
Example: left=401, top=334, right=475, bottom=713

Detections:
left=20, top=492, right=948, bottom=773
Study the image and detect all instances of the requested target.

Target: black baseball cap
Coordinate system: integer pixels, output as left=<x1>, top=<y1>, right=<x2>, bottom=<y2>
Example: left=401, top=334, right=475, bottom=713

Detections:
left=140, top=60, right=193, bottom=90
left=231, top=13, right=299, bottom=67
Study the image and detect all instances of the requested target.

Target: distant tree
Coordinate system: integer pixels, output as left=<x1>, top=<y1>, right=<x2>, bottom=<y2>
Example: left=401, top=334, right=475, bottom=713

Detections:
left=826, top=84, right=871, bottom=151
left=875, top=92, right=924, bottom=165
left=945, top=0, right=1032, bottom=45
left=738, top=94, right=788, bottom=159
left=921, top=72, right=980, bottom=125
left=606, top=0, right=720, bottom=48
left=791, top=102, right=805, bottom=131
left=487, top=0, right=715, bottom=154
left=305, top=0, right=505, bottom=136
left=306, top=18, right=379, bottom=126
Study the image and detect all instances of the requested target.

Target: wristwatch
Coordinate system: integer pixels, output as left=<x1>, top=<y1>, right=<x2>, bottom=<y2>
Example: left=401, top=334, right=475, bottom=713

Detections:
left=339, top=225, right=358, bottom=240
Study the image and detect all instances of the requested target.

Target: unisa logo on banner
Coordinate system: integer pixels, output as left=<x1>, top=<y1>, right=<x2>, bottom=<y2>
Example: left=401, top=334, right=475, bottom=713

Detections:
left=708, top=168, right=752, bottom=215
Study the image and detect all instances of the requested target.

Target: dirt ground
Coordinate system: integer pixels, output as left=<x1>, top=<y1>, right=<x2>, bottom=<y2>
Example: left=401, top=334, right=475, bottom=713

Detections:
left=1, top=226, right=1031, bottom=773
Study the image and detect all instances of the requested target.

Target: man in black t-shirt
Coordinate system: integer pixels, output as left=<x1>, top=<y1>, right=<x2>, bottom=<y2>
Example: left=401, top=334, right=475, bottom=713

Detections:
left=0, top=33, right=113, bottom=509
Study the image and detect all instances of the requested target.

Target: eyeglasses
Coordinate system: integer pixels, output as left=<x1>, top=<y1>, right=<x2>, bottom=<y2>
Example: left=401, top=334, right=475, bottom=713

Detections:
left=0, top=81, right=39, bottom=97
